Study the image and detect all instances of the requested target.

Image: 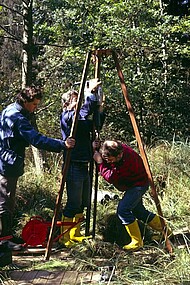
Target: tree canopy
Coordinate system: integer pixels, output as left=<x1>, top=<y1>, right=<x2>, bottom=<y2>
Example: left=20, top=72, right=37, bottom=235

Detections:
left=0, top=0, right=190, bottom=144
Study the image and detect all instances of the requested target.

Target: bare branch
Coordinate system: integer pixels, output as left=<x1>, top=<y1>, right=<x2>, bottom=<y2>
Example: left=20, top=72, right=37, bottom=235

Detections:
left=36, top=102, right=55, bottom=114
left=0, top=34, right=23, bottom=44
left=22, top=0, right=33, bottom=6
left=0, top=3, right=24, bottom=18
left=0, top=24, right=23, bottom=43
left=35, top=42, right=69, bottom=48
left=0, top=33, right=81, bottom=49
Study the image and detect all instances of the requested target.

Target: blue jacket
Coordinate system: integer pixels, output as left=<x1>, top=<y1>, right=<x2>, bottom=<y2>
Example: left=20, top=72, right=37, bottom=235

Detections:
left=60, top=92, right=105, bottom=162
left=0, top=102, right=66, bottom=177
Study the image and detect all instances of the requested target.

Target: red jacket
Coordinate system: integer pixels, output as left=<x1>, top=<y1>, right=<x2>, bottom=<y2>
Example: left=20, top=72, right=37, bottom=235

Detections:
left=98, top=144, right=149, bottom=191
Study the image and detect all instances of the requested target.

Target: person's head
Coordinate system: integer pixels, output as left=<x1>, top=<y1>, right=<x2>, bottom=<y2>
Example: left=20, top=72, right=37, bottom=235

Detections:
left=16, top=86, right=43, bottom=113
left=101, top=140, right=123, bottom=164
left=61, top=90, right=78, bottom=110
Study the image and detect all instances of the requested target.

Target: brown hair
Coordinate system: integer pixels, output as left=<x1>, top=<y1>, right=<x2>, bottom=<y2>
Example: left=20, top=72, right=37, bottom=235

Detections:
left=61, top=90, right=78, bottom=110
left=16, top=86, right=43, bottom=105
left=101, top=140, right=123, bottom=157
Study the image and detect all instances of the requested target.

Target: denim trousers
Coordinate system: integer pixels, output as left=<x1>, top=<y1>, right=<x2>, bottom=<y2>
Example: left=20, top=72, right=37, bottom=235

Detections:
left=63, top=162, right=90, bottom=218
left=117, top=185, right=155, bottom=225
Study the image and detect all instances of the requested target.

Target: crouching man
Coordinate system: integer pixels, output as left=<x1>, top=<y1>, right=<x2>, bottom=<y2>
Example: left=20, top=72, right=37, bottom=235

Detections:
left=93, top=140, right=171, bottom=251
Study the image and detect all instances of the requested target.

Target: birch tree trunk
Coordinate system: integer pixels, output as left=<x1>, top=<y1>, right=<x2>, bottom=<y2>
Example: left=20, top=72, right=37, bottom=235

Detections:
left=22, top=0, right=45, bottom=175
left=159, top=0, right=168, bottom=85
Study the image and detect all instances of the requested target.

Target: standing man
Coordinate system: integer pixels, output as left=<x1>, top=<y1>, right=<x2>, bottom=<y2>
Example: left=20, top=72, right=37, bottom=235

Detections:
left=0, top=86, right=75, bottom=251
left=93, top=140, right=171, bottom=251
left=60, top=79, right=105, bottom=247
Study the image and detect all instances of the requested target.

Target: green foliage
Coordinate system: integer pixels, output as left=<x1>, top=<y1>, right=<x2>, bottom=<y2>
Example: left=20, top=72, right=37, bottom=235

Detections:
left=31, top=0, right=190, bottom=144
left=1, top=1, right=190, bottom=150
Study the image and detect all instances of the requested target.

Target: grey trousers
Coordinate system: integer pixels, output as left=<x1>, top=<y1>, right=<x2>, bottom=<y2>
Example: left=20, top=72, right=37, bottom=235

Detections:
left=0, top=174, right=18, bottom=237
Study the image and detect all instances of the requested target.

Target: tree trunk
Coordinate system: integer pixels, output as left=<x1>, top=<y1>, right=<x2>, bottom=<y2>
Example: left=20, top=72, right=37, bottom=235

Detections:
left=22, top=0, right=33, bottom=87
left=159, top=0, right=168, bottom=85
left=22, top=0, right=45, bottom=175
left=30, top=114, right=45, bottom=175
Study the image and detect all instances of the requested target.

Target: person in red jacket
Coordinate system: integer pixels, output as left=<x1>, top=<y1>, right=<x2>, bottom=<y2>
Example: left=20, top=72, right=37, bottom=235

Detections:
left=93, top=140, right=170, bottom=251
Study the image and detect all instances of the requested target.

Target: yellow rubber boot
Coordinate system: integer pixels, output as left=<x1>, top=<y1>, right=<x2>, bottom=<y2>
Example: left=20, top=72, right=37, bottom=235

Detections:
left=123, top=220, right=143, bottom=251
left=59, top=216, right=76, bottom=248
left=148, top=215, right=173, bottom=240
left=70, top=213, right=92, bottom=242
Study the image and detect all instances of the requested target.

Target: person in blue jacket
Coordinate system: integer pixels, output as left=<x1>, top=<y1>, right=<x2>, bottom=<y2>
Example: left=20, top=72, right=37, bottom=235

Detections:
left=0, top=86, right=75, bottom=251
left=60, top=79, right=105, bottom=247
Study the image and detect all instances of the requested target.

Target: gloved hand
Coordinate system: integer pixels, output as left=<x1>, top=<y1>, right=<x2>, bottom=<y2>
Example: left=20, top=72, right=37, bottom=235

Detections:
left=85, top=78, right=101, bottom=93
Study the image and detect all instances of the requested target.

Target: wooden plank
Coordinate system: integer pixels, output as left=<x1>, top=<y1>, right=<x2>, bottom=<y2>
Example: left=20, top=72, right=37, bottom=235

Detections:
left=8, top=270, right=103, bottom=285
left=75, top=271, right=93, bottom=285
left=9, top=270, right=26, bottom=282
left=22, top=270, right=39, bottom=284
left=91, top=271, right=101, bottom=283
left=9, top=270, right=38, bottom=284
left=9, top=270, right=24, bottom=281
left=46, top=271, right=66, bottom=284
left=92, top=49, right=113, bottom=56
left=61, top=270, right=78, bottom=284
left=32, top=270, right=51, bottom=284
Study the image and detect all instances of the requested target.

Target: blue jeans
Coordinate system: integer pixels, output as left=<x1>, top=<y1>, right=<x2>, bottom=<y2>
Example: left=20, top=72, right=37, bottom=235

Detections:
left=117, top=185, right=155, bottom=225
left=63, top=162, right=90, bottom=218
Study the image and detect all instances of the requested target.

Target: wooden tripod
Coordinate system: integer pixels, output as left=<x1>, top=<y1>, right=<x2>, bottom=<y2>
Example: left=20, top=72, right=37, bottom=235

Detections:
left=44, top=51, right=92, bottom=260
left=45, top=49, right=172, bottom=261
